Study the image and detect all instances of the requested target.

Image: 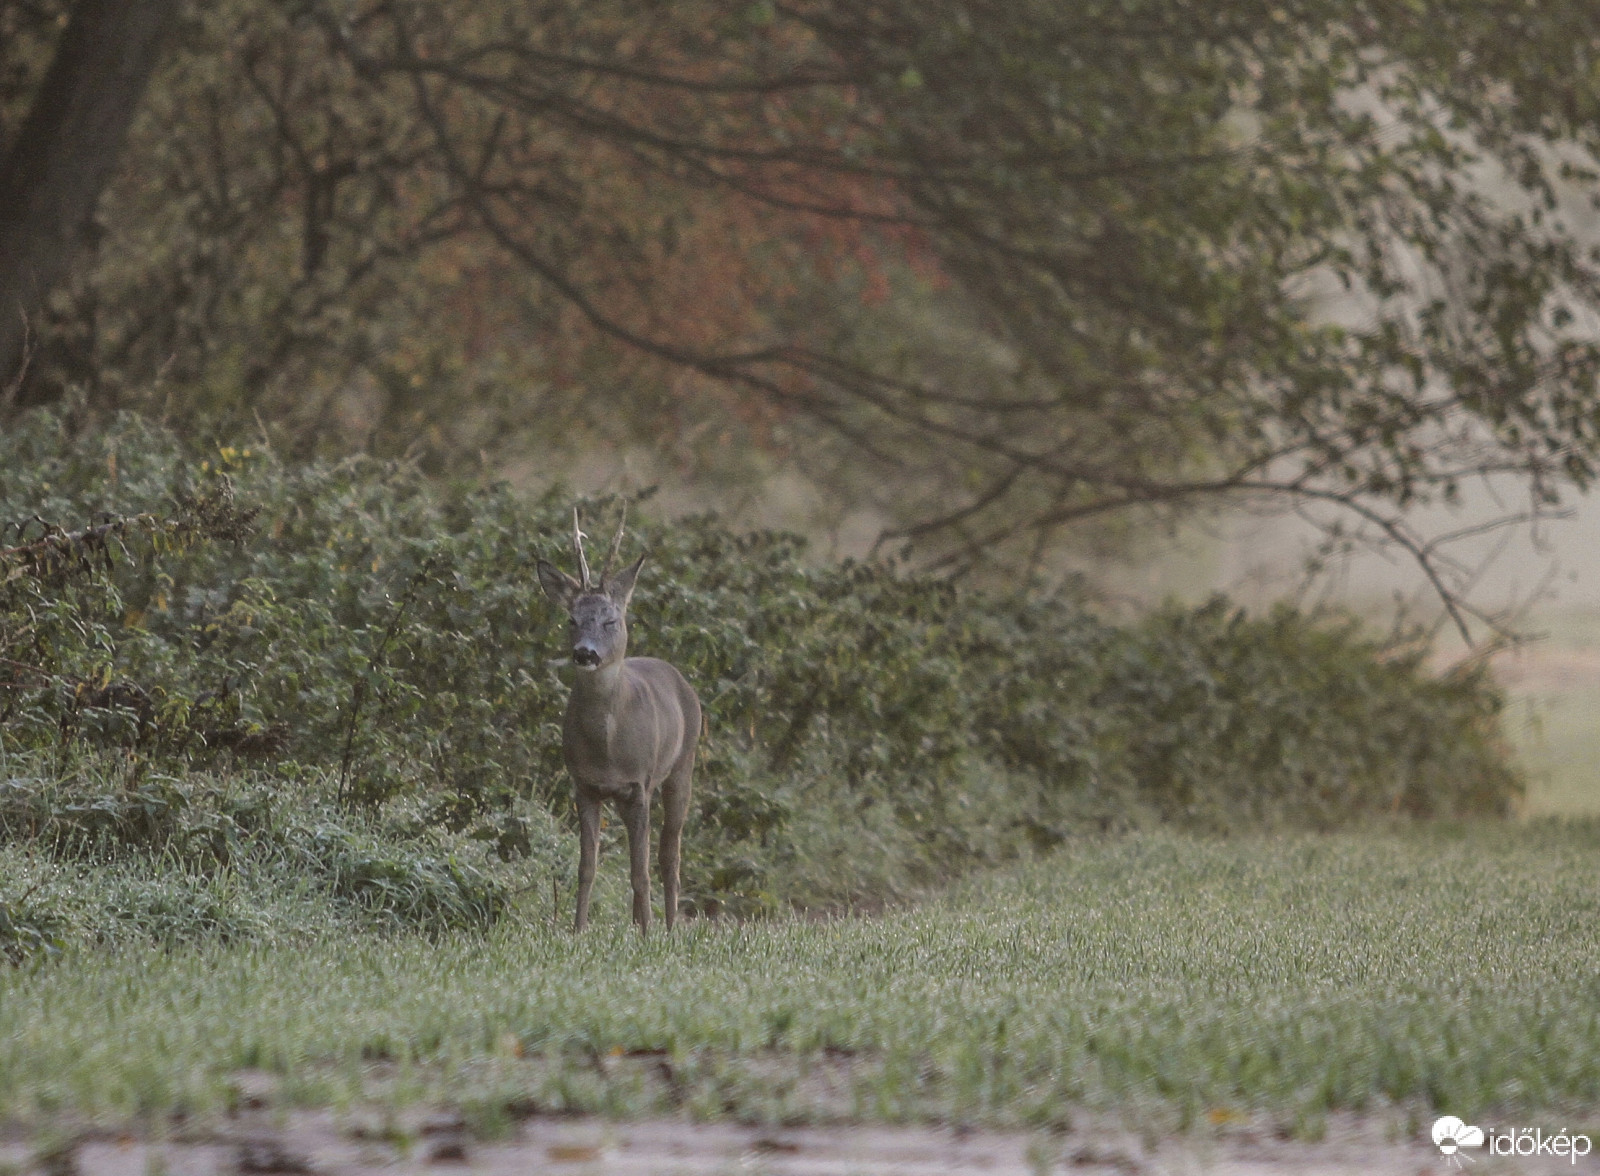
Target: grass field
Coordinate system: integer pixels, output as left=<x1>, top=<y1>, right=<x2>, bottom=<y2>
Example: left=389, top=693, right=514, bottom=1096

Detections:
left=4, top=821, right=1599, bottom=1141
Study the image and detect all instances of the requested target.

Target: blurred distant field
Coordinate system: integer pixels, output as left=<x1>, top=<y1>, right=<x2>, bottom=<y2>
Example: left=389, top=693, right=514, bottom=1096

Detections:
left=1147, top=486, right=1600, bottom=821
left=1497, top=606, right=1600, bottom=817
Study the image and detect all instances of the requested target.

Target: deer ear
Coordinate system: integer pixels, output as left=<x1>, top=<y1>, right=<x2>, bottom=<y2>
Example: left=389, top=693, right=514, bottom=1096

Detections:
left=536, top=559, right=581, bottom=608
left=605, top=552, right=646, bottom=608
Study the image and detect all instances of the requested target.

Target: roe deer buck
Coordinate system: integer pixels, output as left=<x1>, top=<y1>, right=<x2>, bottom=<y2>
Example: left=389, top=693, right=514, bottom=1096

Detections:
left=537, top=507, right=701, bottom=933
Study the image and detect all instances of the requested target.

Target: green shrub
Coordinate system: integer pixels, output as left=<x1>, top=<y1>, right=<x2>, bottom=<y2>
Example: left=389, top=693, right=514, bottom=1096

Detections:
left=1097, top=601, right=1517, bottom=827
left=0, top=409, right=1522, bottom=944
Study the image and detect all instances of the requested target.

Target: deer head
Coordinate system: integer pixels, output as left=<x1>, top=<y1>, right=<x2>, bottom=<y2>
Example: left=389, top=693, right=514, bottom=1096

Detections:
left=537, top=506, right=644, bottom=672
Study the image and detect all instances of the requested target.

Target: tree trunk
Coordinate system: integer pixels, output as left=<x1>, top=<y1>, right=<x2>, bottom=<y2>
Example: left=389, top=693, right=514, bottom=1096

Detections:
left=0, top=0, right=182, bottom=402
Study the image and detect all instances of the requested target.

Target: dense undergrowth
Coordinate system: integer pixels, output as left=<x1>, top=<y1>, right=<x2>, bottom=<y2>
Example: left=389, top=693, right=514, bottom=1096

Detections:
left=0, top=411, right=1520, bottom=958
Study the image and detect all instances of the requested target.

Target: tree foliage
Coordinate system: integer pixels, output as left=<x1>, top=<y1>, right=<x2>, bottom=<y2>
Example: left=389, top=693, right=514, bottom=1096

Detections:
left=1, top=0, right=1598, bottom=623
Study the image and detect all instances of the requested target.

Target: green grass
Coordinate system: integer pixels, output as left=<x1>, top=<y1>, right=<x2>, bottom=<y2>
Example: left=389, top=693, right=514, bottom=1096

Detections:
left=3, top=823, right=1600, bottom=1135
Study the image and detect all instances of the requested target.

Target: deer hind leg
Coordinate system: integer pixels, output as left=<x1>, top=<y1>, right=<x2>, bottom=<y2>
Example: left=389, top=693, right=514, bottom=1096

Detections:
left=659, top=750, right=695, bottom=931
left=574, top=792, right=602, bottom=932
left=622, top=786, right=653, bottom=934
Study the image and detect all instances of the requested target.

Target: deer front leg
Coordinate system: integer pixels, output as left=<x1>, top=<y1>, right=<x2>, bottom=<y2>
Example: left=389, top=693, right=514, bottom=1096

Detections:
left=574, top=791, right=601, bottom=932
left=621, top=787, right=653, bottom=934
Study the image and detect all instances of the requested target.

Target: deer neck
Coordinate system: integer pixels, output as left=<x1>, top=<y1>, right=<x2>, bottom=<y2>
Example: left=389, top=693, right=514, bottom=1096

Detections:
left=571, top=658, right=629, bottom=711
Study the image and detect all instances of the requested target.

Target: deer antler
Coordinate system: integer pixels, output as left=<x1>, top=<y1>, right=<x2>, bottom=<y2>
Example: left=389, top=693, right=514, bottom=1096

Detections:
left=572, top=507, right=592, bottom=589
left=599, top=500, right=628, bottom=583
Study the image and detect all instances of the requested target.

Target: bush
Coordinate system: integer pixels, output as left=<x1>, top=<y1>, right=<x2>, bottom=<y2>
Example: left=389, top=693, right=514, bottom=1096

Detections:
left=0, top=410, right=1522, bottom=942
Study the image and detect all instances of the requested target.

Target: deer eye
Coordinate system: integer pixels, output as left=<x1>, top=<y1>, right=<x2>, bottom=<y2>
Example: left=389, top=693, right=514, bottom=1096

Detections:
left=604, top=620, right=618, bottom=629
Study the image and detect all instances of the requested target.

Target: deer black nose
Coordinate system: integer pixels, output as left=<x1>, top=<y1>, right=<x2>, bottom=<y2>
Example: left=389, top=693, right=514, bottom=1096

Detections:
left=572, top=646, right=601, bottom=668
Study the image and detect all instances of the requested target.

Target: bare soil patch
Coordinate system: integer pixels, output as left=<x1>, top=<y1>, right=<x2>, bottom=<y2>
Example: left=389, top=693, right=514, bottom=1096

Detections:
left=1, top=1108, right=1583, bottom=1175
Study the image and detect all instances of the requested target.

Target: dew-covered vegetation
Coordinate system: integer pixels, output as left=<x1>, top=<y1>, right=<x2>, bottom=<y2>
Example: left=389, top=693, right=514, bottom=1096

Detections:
left=4, top=0, right=1598, bottom=1146
left=0, top=414, right=1562, bottom=1134
left=0, top=413, right=1521, bottom=957
left=2, top=825, right=1598, bottom=1131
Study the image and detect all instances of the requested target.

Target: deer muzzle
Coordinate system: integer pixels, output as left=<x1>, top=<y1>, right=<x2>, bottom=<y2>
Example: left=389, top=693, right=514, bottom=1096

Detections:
left=572, top=645, right=603, bottom=668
